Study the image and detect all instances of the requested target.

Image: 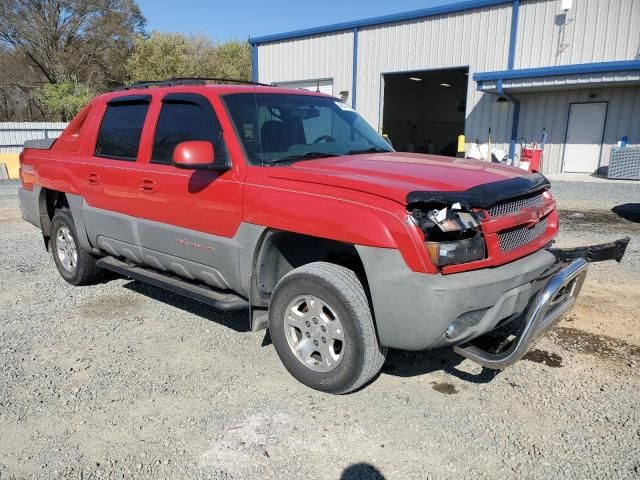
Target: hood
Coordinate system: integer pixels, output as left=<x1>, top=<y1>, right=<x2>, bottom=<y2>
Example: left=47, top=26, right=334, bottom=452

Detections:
left=268, top=152, right=545, bottom=206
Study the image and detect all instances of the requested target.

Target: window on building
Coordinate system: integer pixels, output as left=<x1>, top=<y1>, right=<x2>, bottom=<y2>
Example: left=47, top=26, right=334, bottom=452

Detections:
left=152, top=94, right=227, bottom=165
left=95, top=99, right=150, bottom=160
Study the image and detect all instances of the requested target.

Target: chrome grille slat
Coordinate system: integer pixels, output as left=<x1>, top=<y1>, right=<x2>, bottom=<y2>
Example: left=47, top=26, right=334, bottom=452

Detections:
left=488, top=192, right=545, bottom=217
left=498, top=218, right=548, bottom=252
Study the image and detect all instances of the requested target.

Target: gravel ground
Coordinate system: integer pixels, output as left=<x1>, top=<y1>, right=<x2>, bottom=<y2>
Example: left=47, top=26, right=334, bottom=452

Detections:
left=0, top=179, right=20, bottom=197
left=549, top=179, right=640, bottom=212
left=550, top=179, right=640, bottom=280
left=0, top=180, right=639, bottom=480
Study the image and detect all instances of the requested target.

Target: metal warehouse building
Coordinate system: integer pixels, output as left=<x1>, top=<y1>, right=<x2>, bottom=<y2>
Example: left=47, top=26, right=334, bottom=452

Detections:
left=250, top=0, right=640, bottom=174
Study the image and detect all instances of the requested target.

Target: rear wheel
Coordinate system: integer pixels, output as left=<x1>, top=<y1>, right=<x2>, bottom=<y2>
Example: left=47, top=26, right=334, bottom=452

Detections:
left=269, top=262, right=387, bottom=394
left=50, top=209, right=101, bottom=286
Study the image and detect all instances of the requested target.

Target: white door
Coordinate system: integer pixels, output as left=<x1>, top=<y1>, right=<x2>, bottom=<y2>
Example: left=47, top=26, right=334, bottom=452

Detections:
left=563, top=102, right=607, bottom=173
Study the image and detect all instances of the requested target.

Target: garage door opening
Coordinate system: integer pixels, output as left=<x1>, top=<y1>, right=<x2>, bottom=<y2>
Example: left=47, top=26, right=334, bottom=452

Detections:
left=382, top=68, right=468, bottom=156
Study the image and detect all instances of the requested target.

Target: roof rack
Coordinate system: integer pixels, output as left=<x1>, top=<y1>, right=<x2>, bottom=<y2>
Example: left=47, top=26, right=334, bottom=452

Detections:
left=114, top=77, right=272, bottom=91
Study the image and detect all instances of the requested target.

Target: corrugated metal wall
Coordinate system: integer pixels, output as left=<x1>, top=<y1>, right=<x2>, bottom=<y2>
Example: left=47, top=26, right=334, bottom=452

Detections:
left=356, top=2, right=513, bottom=143
left=518, top=86, right=640, bottom=173
left=516, top=0, right=640, bottom=68
left=255, top=0, right=640, bottom=173
left=256, top=31, right=354, bottom=98
left=0, top=122, right=68, bottom=153
left=256, top=3, right=516, bottom=154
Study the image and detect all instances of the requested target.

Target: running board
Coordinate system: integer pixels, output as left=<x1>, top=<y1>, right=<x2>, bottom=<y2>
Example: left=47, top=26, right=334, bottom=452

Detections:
left=96, top=256, right=249, bottom=311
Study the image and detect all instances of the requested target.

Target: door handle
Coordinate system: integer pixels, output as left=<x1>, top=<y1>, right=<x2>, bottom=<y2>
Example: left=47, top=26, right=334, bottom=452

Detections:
left=139, top=178, right=156, bottom=193
left=87, top=172, right=99, bottom=185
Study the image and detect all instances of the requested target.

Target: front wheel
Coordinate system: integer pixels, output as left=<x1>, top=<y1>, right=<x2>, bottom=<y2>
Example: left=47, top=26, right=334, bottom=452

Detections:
left=268, top=262, right=387, bottom=394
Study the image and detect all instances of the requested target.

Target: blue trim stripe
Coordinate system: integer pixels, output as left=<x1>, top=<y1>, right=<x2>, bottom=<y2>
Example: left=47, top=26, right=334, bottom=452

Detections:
left=351, top=28, right=358, bottom=109
left=505, top=0, right=519, bottom=163
left=251, top=43, right=258, bottom=83
left=251, top=0, right=513, bottom=45
left=507, top=0, right=519, bottom=70
left=495, top=81, right=520, bottom=163
left=509, top=100, right=520, bottom=163
left=474, top=60, right=640, bottom=82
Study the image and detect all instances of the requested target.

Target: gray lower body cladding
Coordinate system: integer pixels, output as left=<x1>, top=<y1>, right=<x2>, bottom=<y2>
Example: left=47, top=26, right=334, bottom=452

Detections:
left=21, top=186, right=558, bottom=352
left=18, top=188, right=265, bottom=297
left=80, top=203, right=265, bottom=296
left=356, top=246, right=558, bottom=351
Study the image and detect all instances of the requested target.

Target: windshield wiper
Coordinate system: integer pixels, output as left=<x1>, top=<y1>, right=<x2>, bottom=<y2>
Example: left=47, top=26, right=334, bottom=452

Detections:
left=346, top=147, right=392, bottom=155
left=266, top=151, right=341, bottom=166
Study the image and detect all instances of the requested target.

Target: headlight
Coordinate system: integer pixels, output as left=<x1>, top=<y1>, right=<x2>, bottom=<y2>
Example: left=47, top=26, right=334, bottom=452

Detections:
left=426, top=234, right=485, bottom=267
left=411, top=203, right=486, bottom=267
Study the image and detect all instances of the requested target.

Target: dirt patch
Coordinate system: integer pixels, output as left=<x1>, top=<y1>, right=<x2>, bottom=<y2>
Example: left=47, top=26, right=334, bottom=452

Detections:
left=558, top=209, right=640, bottom=234
left=0, top=210, right=21, bottom=223
left=558, top=275, right=640, bottom=347
left=430, top=381, right=458, bottom=395
left=550, top=327, right=640, bottom=361
left=79, top=293, right=145, bottom=322
left=524, top=349, right=563, bottom=368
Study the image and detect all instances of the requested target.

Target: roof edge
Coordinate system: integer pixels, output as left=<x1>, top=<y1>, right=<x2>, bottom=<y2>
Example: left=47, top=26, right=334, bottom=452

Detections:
left=250, top=0, right=513, bottom=45
left=473, top=60, right=640, bottom=82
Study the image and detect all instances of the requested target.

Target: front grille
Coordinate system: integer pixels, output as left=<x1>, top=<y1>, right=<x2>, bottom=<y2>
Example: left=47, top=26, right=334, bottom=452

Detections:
left=498, top=218, right=548, bottom=252
left=488, top=192, right=545, bottom=217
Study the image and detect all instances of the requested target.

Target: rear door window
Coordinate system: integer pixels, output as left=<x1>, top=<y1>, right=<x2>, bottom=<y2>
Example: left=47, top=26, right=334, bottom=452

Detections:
left=151, top=94, right=227, bottom=165
left=95, top=96, right=150, bottom=161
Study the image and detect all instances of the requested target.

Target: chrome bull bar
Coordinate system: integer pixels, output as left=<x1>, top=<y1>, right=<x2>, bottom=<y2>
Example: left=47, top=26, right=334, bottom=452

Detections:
left=454, top=258, right=589, bottom=369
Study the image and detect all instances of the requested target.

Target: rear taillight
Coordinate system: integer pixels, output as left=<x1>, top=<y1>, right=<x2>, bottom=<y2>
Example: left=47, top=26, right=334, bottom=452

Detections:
left=19, top=151, right=34, bottom=190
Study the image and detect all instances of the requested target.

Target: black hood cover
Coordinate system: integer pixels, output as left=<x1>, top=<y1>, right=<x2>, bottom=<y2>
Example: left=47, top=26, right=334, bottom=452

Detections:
left=406, top=172, right=550, bottom=208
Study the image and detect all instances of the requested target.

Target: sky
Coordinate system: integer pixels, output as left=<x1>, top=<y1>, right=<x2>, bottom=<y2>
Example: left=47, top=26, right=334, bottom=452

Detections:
left=135, top=0, right=460, bottom=41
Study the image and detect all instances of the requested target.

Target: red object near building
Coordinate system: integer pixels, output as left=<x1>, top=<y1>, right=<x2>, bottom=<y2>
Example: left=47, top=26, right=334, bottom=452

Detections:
left=521, top=148, right=543, bottom=172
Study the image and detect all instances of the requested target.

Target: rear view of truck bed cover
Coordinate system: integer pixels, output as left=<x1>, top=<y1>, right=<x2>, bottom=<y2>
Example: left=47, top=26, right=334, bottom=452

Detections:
left=24, top=139, right=56, bottom=150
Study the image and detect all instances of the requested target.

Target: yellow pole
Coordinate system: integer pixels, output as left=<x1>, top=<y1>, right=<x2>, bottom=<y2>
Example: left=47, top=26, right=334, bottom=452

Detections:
left=456, top=134, right=465, bottom=158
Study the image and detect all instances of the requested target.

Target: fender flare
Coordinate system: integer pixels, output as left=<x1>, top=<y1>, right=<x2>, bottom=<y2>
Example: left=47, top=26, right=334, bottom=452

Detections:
left=38, top=189, right=97, bottom=255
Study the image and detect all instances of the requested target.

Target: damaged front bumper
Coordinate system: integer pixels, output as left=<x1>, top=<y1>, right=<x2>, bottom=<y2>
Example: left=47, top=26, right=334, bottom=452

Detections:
left=548, top=237, right=630, bottom=263
left=453, top=237, right=630, bottom=369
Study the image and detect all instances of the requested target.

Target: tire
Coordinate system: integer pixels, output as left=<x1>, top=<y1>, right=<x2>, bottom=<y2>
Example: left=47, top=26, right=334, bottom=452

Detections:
left=50, top=208, right=102, bottom=286
left=268, top=262, right=387, bottom=394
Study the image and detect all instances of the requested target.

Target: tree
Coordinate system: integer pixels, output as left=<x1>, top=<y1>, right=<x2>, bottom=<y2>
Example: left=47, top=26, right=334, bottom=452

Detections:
left=33, top=78, right=95, bottom=121
left=125, top=32, right=217, bottom=82
left=214, top=41, right=251, bottom=81
left=0, top=0, right=146, bottom=89
left=125, top=32, right=251, bottom=83
left=0, top=47, right=47, bottom=121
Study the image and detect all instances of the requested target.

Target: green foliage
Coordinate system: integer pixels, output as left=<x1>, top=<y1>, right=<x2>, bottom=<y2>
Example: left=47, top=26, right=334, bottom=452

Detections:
left=125, top=32, right=251, bottom=83
left=214, top=41, right=252, bottom=81
left=0, top=2, right=253, bottom=121
left=34, top=79, right=95, bottom=121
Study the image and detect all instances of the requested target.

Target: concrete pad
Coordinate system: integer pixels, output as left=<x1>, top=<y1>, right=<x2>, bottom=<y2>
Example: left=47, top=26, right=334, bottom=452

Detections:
left=546, top=172, right=640, bottom=185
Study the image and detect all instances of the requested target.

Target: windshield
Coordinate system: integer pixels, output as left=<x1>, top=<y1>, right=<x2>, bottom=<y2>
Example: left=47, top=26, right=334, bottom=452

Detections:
left=222, top=93, right=394, bottom=166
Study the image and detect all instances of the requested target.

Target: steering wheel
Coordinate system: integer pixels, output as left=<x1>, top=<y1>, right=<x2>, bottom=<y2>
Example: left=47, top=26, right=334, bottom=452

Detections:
left=313, top=135, right=337, bottom=144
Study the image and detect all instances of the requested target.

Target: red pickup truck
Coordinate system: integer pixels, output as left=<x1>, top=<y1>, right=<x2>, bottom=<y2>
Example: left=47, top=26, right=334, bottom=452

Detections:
left=18, top=79, right=628, bottom=393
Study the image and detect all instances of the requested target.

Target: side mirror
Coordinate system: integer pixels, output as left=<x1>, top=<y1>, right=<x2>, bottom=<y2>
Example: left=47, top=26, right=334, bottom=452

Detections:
left=173, top=141, right=229, bottom=171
